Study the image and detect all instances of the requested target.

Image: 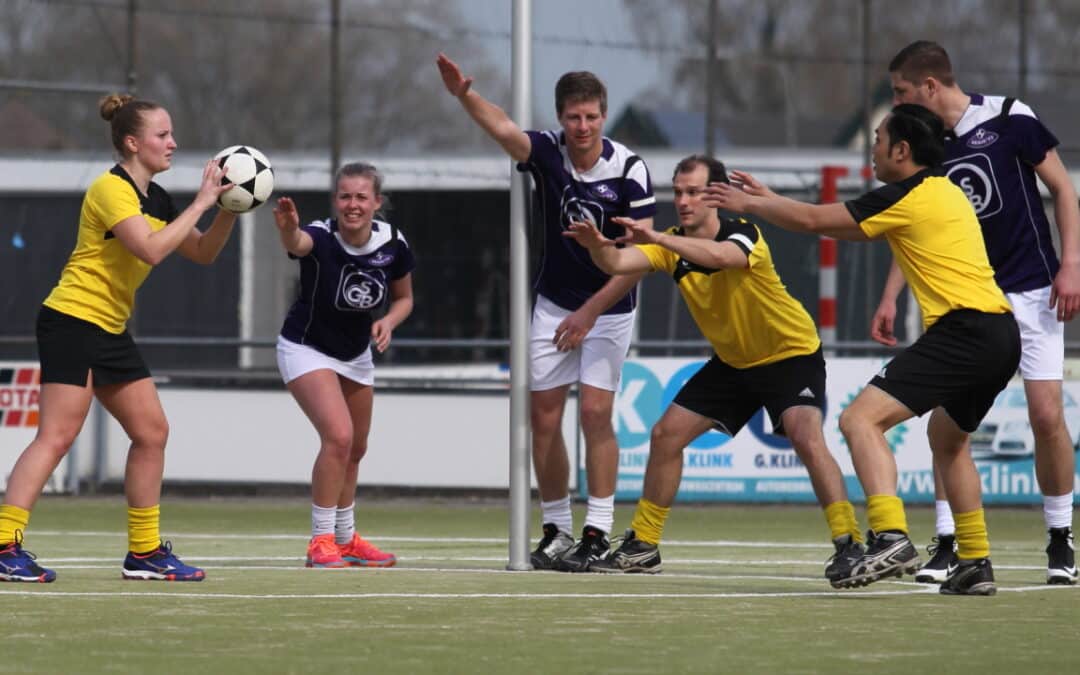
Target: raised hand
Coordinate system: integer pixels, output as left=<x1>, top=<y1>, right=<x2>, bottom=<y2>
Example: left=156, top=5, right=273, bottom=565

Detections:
left=194, top=158, right=232, bottom=211
left=436, top=52, right=473, bottom=98
left=729, top=170, right=773, bottom=198
left=272, top=196, right=300, bottom=232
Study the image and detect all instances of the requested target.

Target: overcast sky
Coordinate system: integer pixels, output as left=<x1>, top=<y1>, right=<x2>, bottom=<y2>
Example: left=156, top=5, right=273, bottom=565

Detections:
left=455, top=0, right=666, bottom=129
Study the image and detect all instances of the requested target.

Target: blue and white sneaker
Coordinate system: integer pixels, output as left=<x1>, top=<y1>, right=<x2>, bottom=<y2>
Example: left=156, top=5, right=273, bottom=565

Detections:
left=122, top=540, right=205, bottom=581
left=0, top=531, right=56, bottom=583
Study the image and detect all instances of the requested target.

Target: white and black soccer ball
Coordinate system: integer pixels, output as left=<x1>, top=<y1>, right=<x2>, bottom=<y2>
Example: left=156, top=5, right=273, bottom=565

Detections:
left=214, top=145, right=274, bottom=214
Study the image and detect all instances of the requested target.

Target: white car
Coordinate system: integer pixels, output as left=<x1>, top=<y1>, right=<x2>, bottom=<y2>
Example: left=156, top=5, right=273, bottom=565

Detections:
left=970, top=385, right=1080, bottom=459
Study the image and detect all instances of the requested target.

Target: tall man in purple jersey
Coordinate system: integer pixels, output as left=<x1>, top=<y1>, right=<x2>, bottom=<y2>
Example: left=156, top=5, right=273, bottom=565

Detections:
left=437, top=53, right=657, bottom=572
left=872, top=41, right=1080, bottom=585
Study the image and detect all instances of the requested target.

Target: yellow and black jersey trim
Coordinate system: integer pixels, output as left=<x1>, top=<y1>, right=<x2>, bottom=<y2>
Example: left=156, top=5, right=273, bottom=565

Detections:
left=844, top=167, right=943, bottom=223
left=102, top=165, right=178, bottom=240
left=671, top=217, right=758, bottom=283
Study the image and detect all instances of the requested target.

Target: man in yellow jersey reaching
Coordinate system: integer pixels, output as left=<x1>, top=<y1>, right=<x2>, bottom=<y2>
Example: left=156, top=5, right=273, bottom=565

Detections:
left=565, top=154, right=865, bottom=582
left=704, top=103, right=1020, bottom=596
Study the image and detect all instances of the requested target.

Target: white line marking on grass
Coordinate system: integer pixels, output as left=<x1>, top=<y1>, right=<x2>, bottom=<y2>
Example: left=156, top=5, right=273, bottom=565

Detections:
left=39, top=556, right=1057, bottom=572
left=27, top=532, right=1049, bottom=552
left=1, top=585, right=1071, bottom=600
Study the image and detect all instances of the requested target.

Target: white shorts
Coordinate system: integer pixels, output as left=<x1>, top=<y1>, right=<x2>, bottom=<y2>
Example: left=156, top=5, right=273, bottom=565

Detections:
left=1008, top=286, right=1064, bottom=381
left=530, top=294, right=634, bottom=392
left=276, top=336, right=374, bottom=386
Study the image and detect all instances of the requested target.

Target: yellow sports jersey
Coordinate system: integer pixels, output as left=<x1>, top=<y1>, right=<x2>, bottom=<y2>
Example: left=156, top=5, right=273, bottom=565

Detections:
left=636, top=219, right=820, bottom=369
left=44, top=166, right=177, bottom=334
left=846, top=168, right=1011, bottom=329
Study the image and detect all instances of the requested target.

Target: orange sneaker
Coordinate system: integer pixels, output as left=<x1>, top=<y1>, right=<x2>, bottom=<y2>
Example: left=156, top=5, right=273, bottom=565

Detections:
left=306, top=533, right=347, bottom=568
left=338, top=533, right=396, bottom=568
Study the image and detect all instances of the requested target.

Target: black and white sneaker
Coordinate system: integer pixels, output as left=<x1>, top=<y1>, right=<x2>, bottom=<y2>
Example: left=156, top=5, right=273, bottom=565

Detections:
left=940, top=557, right=996, bottom=596
left=831, top=530, right=921, bottom=589
left=591, top=530, right=662, bottom=574
left=824, top=534, right=865, bottom=584
left=530, top=523, right=574, bottom=571
left=1046, top=527, right=1078, bottom=586
left=556, top=525, right=609, bottom=573
left=914, top=534, right=958, bottom=584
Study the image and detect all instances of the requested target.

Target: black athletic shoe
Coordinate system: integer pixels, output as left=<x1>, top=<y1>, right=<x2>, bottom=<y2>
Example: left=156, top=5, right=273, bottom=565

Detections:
left=530, top=523, right=574, bottom=571
left=914, top=534, right=959, bottom=584
left=940, top=557, right=997, bottom=596
left=824, top=534, right=865, bottom=583
left=830, top=530, right=920, bottom=589
left=590, top=530, right=662, bottom=574
left=556, top=525, right=609, bottom=573
left=1046, top=527, right=1078, bottom=585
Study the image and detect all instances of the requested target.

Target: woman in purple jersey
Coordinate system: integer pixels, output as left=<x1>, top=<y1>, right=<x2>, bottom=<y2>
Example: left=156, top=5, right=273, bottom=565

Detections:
left=272, top=162, right=414, bottom=569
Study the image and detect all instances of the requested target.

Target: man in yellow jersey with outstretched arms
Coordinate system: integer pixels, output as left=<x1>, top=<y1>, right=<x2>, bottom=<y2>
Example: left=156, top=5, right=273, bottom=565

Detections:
left=565, top=154, right=865, bottom=582
left=704, top=103, right=1020, bottom=596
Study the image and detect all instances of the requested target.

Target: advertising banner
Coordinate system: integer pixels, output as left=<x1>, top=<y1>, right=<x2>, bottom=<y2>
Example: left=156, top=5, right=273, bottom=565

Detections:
left=589, top=357, right=1080, bottom=504
left=0, top=362, right=69, bottom=493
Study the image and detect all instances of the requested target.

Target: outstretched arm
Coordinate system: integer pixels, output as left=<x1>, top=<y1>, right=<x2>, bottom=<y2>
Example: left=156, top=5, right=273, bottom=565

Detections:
left=1035, top=149, right=1080, bottom=321
left=611, top=216, right=748, bottom=270
left=563, top=219, right=653, bottom=276
left=703, top=170, right=869, bottom=241
left=272, top=197, right=313, bottom=257
left=557, top=220, right=650, bottom=352
left=437, top=53, right=531, bottom=162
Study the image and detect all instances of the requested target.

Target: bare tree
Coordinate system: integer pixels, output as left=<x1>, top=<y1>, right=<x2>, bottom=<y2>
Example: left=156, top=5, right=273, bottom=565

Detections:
left=0, top=0, right=506, bottom=152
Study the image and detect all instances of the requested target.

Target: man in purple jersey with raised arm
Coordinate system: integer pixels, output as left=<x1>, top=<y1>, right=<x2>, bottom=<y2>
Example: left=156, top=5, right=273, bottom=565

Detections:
left=872, top=41, right=1080, bottom=585
left=438, top=53, right=657, bottom=572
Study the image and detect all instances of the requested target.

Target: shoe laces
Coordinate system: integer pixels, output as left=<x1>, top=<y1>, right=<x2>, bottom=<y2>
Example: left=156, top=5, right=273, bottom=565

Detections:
left=535, top=524, right=558, bottom=551
left=310, top=534, right=339, bottom=556
left=926, top=536, right=941, bottom=557
left=2, top=529, right=36, bottom=560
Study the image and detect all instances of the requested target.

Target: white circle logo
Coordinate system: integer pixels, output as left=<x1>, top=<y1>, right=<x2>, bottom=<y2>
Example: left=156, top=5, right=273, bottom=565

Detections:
left=340, top=270, right=385, bottom=310
left=946, top=162, right=994, bottom=215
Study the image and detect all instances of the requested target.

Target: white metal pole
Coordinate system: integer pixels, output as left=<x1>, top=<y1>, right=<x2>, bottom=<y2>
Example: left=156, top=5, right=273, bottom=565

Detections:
left=238, top=211, right=256, bottom=369
left=507, top=0, right=533, bottom=571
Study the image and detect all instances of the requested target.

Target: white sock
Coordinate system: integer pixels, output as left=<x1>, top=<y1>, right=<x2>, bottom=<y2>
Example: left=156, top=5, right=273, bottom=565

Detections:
left=311, top=503, right=336, bottom=537
left=935, top=500, right=955, bottom=536
left=541, top=496, right=573, bottom=536
left=584, top=494, right=615, bottom=535
left=1044, top=492, right=1074, bottom=530
left=335, top=503, right=356, bottom=544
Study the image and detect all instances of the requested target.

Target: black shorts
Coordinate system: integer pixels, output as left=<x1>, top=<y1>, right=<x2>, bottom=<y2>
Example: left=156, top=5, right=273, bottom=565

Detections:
left=36, top=305, right=150, bottom=387
left=672, top=348, right=826, bottom=438
left=870, top=309, right=1020, bottom=433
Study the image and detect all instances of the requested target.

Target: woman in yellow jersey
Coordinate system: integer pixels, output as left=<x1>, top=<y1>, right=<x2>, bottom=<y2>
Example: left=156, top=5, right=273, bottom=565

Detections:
left=0, top=94, right=236, bottom=583
left=704, top=103, right=1021, bottom=596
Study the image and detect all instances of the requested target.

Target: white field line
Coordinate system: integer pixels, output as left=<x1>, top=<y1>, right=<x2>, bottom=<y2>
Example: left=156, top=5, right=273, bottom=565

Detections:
left=0, top=584, right=1071, bottom=600
left=37, top=555, right=1054, bottom=572
left=25, top=531, right=1051, bottom=552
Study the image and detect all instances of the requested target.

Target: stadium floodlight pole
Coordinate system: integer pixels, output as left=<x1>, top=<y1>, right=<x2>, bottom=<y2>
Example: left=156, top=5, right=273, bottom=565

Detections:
left=507, top=0, right=533, bottom=572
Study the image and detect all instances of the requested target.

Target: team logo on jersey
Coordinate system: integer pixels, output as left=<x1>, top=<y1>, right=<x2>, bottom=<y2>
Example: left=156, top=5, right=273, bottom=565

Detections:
left=592, top=183, right=618, bottom=202
left=966, top=128, right=999, bottom=149
left=335, top=266, right=386, bottom=311
left=945, top=153, right=1003, bottom=218
left=560, top=190, right=607, bottom=232
left=366, top=251, right=395, bottom=267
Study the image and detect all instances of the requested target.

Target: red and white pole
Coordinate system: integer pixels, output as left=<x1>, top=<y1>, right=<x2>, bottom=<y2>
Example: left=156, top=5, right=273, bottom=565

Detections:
left=818, top=166, right=848, bottom=353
